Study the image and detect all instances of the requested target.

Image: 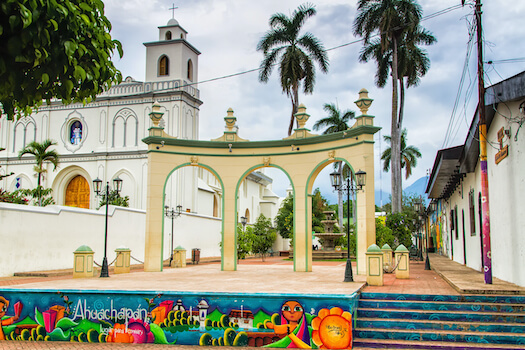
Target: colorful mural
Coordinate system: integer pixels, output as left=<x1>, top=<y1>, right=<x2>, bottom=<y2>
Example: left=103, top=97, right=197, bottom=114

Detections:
left=0, top=289, right=357, bottom=349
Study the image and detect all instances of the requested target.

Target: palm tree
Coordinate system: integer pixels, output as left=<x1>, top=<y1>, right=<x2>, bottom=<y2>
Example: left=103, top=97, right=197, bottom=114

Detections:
left=313, top=103, right=355, bottom=229
left=381, top=129, right=421, bottom=185
left=353, top=0, right=427, bottom=213
left=257, top=3, right=329, bottom=135
left=18, top=139, right=59, bottom=188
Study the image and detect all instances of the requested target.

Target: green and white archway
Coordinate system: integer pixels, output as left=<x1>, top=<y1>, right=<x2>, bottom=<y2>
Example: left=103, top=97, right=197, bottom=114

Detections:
left=143, top=89, right=380, bottom=274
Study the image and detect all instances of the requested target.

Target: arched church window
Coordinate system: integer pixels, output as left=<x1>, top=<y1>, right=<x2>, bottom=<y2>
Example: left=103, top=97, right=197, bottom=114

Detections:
left=187, top=59, right=193, bottom=81
left=70, top=120, right=83, bottom=145
left=165, top=31, right=172, bottom=40
left=159, top=55, right=169, bottom=76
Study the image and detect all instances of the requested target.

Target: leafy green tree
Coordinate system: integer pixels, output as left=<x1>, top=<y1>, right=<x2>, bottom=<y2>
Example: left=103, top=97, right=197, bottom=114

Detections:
left=385, top=212, right=412, bottom=249
left=375, top=218, right=394, bottom=248
left=381, top=129, right=422, bottom=188
left=236, top=224, right=254, bottom=260
left=18, top=139, right=59, bottom=187
left=353, top=0, right=430, bottom=213
left=311, top=188, right=328, bottom=234
left=313, top=104, right=355, bottom=228
left=251, top=214, right=277, bottom=261
left=257, top=3, right=329, bottom=135
left=97, top=189, right=129, bottom=208
left=0, top=0, right=123, bottom=119
left=275, top=194, right=294, bottom=239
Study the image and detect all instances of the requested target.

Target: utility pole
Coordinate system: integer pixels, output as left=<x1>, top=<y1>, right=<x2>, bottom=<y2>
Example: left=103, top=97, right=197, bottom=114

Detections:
left=474, top=0, right=492, bottom=284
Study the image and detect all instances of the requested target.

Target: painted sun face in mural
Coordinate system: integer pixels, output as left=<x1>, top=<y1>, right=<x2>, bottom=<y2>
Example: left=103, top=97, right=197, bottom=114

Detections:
left=281, top=301, right=304, bottom=323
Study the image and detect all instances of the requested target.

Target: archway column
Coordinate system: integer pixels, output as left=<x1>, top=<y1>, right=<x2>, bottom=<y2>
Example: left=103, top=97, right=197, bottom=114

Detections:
left=222, top=185, right=237, bottom=271
left=356, top=153, right=376, bottom=275
left=295, top=185, right=313, bottom=272
left=144, top=151, right=169, bottom=272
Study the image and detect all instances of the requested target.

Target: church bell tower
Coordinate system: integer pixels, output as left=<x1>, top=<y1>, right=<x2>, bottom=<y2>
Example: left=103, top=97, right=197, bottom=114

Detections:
left=144, top=17, right=200, bottom=84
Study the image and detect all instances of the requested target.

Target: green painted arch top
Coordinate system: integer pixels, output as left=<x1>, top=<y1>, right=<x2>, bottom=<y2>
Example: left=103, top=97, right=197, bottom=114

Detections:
left=367, top=244, right=382, bottom=253
left=75, top=245, right=93, bottom=253
left=175, top=245, right=186, bottom=250
left=395, top=244, right=409, bottom=252
left=381, top=243, right=392, bottom=250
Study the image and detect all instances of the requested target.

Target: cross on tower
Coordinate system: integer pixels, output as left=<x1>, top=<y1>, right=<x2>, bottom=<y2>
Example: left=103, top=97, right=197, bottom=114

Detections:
left=169, top=3, right=178, bottom=19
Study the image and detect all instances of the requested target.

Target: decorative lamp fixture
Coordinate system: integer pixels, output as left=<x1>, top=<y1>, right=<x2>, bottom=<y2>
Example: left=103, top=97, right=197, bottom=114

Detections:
left=329, top=170, right=342, bottom=190
left=176, top=204, right=183, bottom=214
left=240, top=216, right=247, bottom=226
left=355, top=170, right=366, bottom=188
left=93, top=178, right=102, bottom=194
left=113, top=176, right=123, bottom=193
left=414, top=198, right=423, bottom=213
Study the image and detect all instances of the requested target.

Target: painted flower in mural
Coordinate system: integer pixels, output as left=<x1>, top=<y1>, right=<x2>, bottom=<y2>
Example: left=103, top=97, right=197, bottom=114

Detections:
left=311, top=307, right=352, bottom=349
left=107, top=323, right=134, bottom=343
left=127, top=318, right=155, bottom=343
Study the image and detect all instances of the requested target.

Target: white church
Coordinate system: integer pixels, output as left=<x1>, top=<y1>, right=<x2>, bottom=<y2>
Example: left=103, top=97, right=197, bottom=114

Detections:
left=0, top=17, right=284, bottom=276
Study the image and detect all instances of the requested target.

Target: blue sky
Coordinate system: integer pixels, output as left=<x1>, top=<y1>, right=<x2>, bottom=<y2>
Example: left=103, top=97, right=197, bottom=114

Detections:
left=104, top=0, right=525, bottom=203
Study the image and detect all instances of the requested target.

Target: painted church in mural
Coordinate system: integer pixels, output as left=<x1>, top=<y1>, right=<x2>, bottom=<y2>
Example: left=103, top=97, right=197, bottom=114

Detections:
left=0, top=17, right=281, bottom=243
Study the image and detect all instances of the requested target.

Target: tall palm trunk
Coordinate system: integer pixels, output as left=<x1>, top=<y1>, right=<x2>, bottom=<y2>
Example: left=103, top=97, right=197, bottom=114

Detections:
left=288, top=84, right=300, bottom=135
left=390, top=35, right=403, bottom=213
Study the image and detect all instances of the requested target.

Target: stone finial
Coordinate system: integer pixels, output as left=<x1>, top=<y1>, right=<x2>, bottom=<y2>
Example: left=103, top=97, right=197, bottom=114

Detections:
left=224, top=108, right=236, bottom=131
left=295, top=104, right=310, bottom=129
left=149, top=100, right=164, bottom=127
left=354, top=88, right=374, bottom=115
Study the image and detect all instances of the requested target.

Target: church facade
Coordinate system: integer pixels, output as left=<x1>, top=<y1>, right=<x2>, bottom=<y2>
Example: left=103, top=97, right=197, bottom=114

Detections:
left=0, top=17, right=279, bottom=227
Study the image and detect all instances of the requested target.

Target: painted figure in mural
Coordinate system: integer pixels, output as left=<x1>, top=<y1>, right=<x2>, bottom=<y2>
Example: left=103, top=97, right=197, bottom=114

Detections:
left=0, top=297, right=22, bottom=340
left=265, top=300, right=311, bottom=348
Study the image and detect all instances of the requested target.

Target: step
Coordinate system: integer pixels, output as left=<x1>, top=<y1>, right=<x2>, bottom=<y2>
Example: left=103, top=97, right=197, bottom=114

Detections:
left=357, top=308, right=525, bottom=323
left=359, top=299, right=525, bottom=313
left=356, top=317, right=525, bottom=333
left=353, top=327, right=525, bottom=345
left=353, top=338, right=525, bottom=349
left=360, top=292, right=525, bottom=304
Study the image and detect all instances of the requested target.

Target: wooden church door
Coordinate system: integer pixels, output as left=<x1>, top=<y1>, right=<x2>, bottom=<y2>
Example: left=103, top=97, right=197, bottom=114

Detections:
left=65, top=175, right=90, bottom=209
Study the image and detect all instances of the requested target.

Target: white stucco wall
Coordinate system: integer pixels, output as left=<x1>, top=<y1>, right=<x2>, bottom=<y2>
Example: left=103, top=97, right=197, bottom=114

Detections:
left=0, top=202, right=222, bottom=277
left=486, top=100, right=525, bottom=287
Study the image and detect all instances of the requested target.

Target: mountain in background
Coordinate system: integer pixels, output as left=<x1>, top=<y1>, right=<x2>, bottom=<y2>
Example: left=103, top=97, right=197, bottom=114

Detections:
left=375, top=176, right=429, bottom=207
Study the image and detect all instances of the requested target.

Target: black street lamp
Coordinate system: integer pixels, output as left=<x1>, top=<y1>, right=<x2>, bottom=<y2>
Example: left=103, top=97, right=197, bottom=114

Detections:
left=330, top=168, right=366, bottom=282
left=93, top=176, right=123, bottom=278
left=165, top=204, right=183, bottom=265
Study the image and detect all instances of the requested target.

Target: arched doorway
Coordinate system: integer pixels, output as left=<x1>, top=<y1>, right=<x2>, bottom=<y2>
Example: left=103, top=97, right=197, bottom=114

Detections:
left=65, top=175, right=90, bottom=208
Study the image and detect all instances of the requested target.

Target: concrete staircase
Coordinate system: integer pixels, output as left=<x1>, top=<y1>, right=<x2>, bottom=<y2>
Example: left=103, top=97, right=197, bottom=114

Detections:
left=353, top=292, right=525, bottom=349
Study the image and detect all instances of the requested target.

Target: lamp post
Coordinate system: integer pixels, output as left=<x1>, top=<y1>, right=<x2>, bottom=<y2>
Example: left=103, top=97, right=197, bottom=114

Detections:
left=415, top=196, right=431, bottom=270
left=240, top=216, right=247, bottom=232
left=165, top=204, right=183, bottom=266
left=330, top=168, right=366, bottom=282
left=93, top=176, right=123, bottom=278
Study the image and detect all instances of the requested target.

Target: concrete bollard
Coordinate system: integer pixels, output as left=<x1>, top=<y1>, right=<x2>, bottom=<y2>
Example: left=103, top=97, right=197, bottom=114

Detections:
left=114, top=247, right=131, bottom=274
left=395, top=244, right=410, bottom=279
left=172, top=246, right=187, bottom=268
left=73, top=245, right=94, bottom=278
left=381, top=244, right=393, bottom=270
left=365, top=244, right=384, bottom=286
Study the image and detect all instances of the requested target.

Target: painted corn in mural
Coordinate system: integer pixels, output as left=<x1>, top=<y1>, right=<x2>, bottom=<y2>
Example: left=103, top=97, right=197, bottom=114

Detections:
left=0, top=289, right=357, bottom=349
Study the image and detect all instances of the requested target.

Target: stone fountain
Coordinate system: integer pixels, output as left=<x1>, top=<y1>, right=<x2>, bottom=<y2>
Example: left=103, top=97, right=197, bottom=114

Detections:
left=314, top=211, right=344, bottom=250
